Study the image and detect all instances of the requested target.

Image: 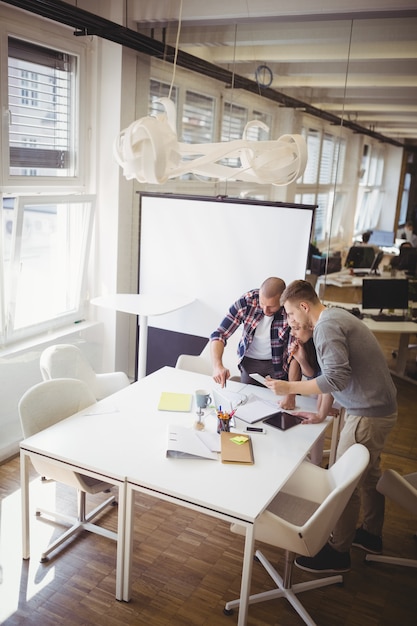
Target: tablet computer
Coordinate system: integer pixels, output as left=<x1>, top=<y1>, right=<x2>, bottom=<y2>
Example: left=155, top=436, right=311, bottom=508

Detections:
left=263, top=411, right=304, bottom=430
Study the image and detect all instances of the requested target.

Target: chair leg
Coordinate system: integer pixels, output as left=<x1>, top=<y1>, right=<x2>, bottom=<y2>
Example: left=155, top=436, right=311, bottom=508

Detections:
left=224, top=550, right=343, bottom=626
left=37, top=489, right=117, bottom=562
left=366, top=554, right=417, bottom=568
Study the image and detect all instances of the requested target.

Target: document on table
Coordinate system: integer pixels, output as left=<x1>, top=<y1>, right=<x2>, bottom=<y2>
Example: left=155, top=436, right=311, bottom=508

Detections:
left=166, top=425, right=219, bottom=460
left=233, top=393, right=280, bottom=424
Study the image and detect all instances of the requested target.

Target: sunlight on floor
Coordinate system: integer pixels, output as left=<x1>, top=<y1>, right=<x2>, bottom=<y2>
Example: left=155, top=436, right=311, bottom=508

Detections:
left=0, top=477, right=58, bottom=623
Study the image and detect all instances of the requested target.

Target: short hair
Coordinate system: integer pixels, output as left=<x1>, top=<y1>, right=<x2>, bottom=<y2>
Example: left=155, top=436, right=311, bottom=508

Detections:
left=260, top=277, right=286, bottom=298
left=280, top=279, right=320, bottom=306
left=362, top=231, right=371, bottom=243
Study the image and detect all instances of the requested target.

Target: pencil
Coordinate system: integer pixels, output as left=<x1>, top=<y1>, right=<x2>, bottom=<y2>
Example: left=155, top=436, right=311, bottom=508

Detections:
left=287, top=341, right=299, bottom=364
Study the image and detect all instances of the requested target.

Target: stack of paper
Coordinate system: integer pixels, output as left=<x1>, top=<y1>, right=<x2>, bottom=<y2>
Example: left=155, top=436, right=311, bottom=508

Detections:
left=233, top=393, right=280, bottom=424
left=166, top=425, right=218, bottom=460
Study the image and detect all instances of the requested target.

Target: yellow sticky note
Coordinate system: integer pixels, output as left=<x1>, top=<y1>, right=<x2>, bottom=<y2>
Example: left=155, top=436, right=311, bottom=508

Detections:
left=231, top=435, right=249, bottom=445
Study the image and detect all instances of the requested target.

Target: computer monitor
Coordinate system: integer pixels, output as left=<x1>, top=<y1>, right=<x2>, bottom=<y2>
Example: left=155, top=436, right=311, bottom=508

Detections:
left=368, top=230, right=395, bottom=247
left=362, top=278, right=409, bottom=312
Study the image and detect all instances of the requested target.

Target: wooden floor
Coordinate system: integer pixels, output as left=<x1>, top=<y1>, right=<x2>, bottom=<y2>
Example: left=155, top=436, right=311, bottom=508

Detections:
left=1, top=350, right=416, bottom=625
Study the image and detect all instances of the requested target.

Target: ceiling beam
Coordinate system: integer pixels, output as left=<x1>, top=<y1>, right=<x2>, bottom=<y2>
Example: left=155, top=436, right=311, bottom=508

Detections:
left=1, top=0, right=414, bottom=151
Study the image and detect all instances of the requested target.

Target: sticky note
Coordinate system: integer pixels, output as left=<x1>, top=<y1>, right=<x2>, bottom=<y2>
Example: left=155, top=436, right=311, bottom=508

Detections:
left=230, top=435, right=249, bottom=445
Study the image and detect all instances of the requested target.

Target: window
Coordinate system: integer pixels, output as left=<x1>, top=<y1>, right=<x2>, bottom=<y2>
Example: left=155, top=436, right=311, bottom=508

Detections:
left=299, top=128, right=320, bottom=184
left=245, top=111, right=271, bottom=141
left=7, top=37, right=76, bottom=178
left=221, top=102, right=248, bottom=167
left=296, top=126, right=347, bottom=244
left=149, top=79, right=177, bottom=116
left=182, top=90, right=215, bottom=145
left=1, top=195, right=94, bottom=344
left=354, top=142, right=386, bottom=237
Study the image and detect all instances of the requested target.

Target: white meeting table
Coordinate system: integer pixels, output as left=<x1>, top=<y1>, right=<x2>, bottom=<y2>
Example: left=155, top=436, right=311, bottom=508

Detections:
left=20, top=366, right=330, bottom=625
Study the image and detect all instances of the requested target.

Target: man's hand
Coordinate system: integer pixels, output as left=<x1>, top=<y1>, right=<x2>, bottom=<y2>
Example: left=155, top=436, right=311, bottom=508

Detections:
left=212, top=365, right=230, bottom=388
left=279, top=394, right=296, bottom=410
left=264, top=377, right=290, bottom=396
left=292, top=410, right=326, bottom=424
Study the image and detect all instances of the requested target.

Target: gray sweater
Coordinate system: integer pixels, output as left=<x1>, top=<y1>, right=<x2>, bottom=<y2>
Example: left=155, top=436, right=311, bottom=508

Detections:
left=314, top=307, right=397, bottom=417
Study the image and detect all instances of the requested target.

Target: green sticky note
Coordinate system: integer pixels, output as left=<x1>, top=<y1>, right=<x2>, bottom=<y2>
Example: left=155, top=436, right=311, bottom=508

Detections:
left=231, top=435, right=249, bottom=445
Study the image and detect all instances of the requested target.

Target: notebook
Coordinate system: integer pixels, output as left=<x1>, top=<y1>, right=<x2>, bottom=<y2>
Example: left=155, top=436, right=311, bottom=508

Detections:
left=158, top=392, right=193, bottom=412
left=212, top=388, right=278, bottom=424
left=220, top=431, right=254, bottom=464
left=233, top=394, right=282, bottom=424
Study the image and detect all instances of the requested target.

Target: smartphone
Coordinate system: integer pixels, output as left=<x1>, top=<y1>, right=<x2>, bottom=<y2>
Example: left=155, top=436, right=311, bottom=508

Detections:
left=245, top=426, right=266, bottom=434
left=249, top=373, right=269, bottom=387
left=263, top=411, right=304, bottom=431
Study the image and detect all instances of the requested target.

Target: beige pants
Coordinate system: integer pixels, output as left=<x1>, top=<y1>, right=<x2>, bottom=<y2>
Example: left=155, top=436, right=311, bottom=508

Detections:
left=330, top=412, right=397, bottom=553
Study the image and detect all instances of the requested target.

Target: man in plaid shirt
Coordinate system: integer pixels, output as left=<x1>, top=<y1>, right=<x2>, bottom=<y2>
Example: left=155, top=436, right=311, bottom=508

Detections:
left=210, top=277, right=303, bottom=410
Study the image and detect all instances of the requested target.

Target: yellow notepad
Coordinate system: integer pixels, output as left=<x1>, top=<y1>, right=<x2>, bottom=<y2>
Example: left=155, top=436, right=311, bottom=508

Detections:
left=158, top=392, right=193, bottom=412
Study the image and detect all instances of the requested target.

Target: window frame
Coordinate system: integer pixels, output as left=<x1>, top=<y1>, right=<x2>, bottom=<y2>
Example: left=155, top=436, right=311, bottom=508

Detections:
left=1, top=193, right=95, bottom=345
left=0, top=23, right=91, bottom=193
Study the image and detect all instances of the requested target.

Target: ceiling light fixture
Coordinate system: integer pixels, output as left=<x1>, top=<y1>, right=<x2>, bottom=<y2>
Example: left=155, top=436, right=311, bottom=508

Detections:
left=113, top=98, right=307, bottom=186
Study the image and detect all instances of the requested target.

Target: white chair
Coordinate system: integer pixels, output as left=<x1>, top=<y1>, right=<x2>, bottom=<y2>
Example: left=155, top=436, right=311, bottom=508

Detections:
left=40, top=343, right=130, bottom=400
left=175, top=333, right=241, bottom=380
left=366, top=469, right=417, bottom=569
left=19, top=378, right=118, bottom=562
left=224, top=444, right=370, bottom=626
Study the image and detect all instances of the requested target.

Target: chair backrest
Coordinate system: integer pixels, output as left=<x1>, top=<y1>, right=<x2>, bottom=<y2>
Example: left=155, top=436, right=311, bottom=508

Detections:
left=40, top=344, right=97, bottom=390
left=18, top=378, right=97, bottom=491
left=261, top=444, right=370, bottom=557
left=345, top=245, right=376, bottom=268
left=175, top=332, right=241, bottom=379
left=297, top=444, right=370, bottom=555
left=377, top=469, right=417, bottom=517
left=19, top=378, right=96, bottom=438
left=40, top=343, right=130, bottom=400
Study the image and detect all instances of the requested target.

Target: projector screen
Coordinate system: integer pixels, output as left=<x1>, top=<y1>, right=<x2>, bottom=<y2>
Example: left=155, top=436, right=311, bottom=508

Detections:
left=138, top=193, right=315, bottom=340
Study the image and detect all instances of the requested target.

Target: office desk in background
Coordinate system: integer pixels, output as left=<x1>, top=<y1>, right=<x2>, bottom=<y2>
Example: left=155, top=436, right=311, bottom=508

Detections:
left=20, top=366, right=330, bottom=626
left=316, top=270, right=409, bottom=304
left=362, top=317, right=417, bottom=378
left=324, top=300, right=417, bottom=379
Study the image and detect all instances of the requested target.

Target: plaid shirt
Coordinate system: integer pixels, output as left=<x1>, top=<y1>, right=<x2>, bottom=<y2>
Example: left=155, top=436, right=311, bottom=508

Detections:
left=210, top=288, right=292, bottom=378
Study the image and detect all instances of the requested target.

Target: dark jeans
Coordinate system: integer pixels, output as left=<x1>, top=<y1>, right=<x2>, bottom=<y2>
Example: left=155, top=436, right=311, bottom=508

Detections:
left=239, top=356, right=276, bottom=385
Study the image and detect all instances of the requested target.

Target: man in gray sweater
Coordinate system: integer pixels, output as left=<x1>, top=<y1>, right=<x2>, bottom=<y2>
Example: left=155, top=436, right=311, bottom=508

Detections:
left=265, top=279, right=398, bottom=573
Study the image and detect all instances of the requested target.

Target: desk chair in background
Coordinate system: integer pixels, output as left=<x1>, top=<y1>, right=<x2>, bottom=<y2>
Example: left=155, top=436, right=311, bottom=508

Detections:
left=345, top=245, right=376, bottom=269
left=224, top=444, right=370, bottom=626
left=40, top=343, right=130, bottom=400
left=19, top=378, right=118, bottom=562
left=366, top=469, right=417, bottom=569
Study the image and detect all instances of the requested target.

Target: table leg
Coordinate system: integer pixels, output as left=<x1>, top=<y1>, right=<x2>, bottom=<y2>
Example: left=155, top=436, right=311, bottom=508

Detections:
left=20, top=450, right=30, bottom=560
left=237, top=523, right=255, bottom=626
left=122, top=484, right=135, bottom=601
left=115, top=481, right=127, bottom=601
left=138, top=314, right=148, bottom=379
left=395, top=333, right=410, bottom=376
left=328, top=410, right=344, bottom=467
